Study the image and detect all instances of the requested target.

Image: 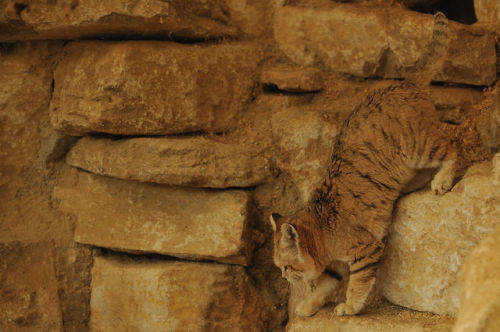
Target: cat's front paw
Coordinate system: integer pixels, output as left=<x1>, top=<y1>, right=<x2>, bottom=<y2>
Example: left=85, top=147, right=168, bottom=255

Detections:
left=333, top=302, right=356, bottom=316
left=295, top=300, right=319, bottom=317
left=431, top=174, right=453, bottom=195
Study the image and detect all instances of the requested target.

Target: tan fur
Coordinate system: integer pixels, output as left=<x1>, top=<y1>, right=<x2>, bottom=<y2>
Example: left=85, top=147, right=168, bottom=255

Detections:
left=272, top=80, right=457, bottom=317
left=271, top=11, right=456, bottom=318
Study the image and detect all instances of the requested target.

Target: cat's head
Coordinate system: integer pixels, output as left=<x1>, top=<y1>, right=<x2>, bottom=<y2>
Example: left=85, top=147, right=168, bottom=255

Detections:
left=269, top=212, right=323, bottom=283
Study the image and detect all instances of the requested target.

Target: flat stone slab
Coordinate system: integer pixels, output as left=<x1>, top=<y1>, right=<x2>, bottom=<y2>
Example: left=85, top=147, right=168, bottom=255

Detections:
left=54, top=170, right=253, bottom=265
left=379, top=160, right=500, bottom=316
left=65, top=136, right=272, bottom=188
left=274, top=4, right=496, bottom=86
left=50, top=41, right=260, bottom=136
left=287, top=301, right=454, bottom=332
left=0, top=242, right=63, bottom=332
left=90, top=255, right=267, bottom=332
left=0, top=0, right=239, bottom=42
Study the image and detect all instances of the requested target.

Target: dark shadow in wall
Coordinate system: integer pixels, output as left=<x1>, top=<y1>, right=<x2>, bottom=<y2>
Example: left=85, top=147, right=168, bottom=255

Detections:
left=407, top=0, right=477, bottom=25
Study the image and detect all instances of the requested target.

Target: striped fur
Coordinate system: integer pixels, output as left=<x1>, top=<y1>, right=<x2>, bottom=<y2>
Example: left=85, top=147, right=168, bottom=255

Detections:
left=270, top=12, right=456, bottom=317
left=272, top=82, right=457, bottom=317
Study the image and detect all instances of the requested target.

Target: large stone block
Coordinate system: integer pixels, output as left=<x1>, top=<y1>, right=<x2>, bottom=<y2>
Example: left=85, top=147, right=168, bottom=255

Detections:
left=0, top=242, right=63, bottom=332
left=274, top=4, right=496, bottom=86
left=54, top=170, right=253, bottom=265
left=50, top=41, right=261, bottom=136
left=474, top=0, right=500, bottom=28
left=379, top=160, right=500, bottom=316
left=287, top=301, right=454, bottom=332
left=90, top=255, right=268, bottom=332
left=453, top=223, right=500, bottom=332
left=65, top=136, right=271, bottom=188
left=0, top=0, right=240, bottom=41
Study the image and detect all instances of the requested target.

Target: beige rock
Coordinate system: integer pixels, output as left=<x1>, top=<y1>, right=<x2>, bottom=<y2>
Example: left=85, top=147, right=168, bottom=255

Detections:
left=287, top=300, right=454, bottom=332
left=54, top=170, right=253, bottom=265
left=274, top=4, right=497, bottom=86
left=65, top=136, right=271, bottom=188
left=0, top=0, right=240, bottom=42
left=478, top=83, right=500, bottom=150
left=91, top=255, right=267, bottom=332
left=428, top=86, right=483, bottom=124
left=379, top=160, right=500, bottom=316
left=261, top=65, right=325, bottom=92
left=50, top=41, right=261, bottom=136
left=453, top=224, right=500, bottom=332
left=474, top=0, right=500, bottom=29
left=271, top=105, right=338, bottom=209
left=0, top=242, right=63, bottom=332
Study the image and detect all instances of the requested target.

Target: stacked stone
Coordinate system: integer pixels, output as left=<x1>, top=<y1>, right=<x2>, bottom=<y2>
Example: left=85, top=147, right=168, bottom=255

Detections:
left=2, top=1, right=500, bottom=332
left=46, top=23, right=271, bottom=332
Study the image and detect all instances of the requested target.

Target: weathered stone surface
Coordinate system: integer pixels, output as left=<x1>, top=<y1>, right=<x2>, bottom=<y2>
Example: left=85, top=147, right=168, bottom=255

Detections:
left=287, top=300, right=454, bottom=332
left=379, top=160, right=500, bottom=316
left=91, top=255, right=268, bottom=332
left=271, top=105, right=338, bottom=210
left=274, top=4, right=497, bottom=86
left=54, top=170, right=253, bottom=265
left=66, top=136, right=271, bottom=188
left=50, top=41, right=261, bottom=136
left=0, top=242, right=63, bottom=331
left=474, top=0, right=500, bottom=28
left=0, top=0, right=242, bottom=42
left=261, top=65, right=324, bottom=92
left=428, top=86, right=483, bottom=124
left=478, top=83, right=500, bottom=150
left=453, top=223, right=500, bottom=332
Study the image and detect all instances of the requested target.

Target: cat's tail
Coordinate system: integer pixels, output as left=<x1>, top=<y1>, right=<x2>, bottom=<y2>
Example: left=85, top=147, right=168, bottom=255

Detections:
left=411, top=11, right=450, bottom=87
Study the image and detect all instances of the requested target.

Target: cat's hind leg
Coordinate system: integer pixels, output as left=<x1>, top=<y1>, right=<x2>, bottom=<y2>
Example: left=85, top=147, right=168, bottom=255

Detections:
left=334, top=241, right=384, bottom=316
left=295, top=272, right=340, bottom=317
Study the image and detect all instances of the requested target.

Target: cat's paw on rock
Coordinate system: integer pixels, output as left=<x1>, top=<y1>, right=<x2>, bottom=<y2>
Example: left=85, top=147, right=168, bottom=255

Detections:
left=333, top=302, right=356, bottom=316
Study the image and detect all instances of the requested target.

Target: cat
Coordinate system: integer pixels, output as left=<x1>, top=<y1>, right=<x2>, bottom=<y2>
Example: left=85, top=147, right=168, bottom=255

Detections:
left=270, top=11, right=456, bottom=317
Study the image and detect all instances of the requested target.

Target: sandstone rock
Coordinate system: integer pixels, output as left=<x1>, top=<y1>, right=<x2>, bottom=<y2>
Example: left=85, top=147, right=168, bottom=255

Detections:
left=428, top=86, right=483, bottom=124
left=0, top=0, right=240, bottom=42
left=91, top=254, right=268, bottom=332
left=274, top=4, right=497, bottom=86
left=474, top=0, right=500, bottom=29
left=54, top=170, right=253, bottom=265
left=477, top=83, right=500, bottom=150
left=50, top=41, right=261, bottom=136
left=453, top=224, right=500, bottom=332
left=260, top=65, right=324, bottom=92
left=65, top=136, right=271, bottom=188
left=379, top=160, right=500, bottom=316
left=271, top=105, right=338, bottom=210
left=287, top=300, right=454, bottom=332
left=0, top=242, right=63, bottom=331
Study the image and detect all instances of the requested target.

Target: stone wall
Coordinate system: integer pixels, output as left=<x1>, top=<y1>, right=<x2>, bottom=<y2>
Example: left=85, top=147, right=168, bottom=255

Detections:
left=1, top=0, right=500, bottom=332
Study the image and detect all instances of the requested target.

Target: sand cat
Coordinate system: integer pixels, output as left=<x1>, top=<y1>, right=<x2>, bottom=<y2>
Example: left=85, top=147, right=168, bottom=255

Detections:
left=270, top=12, right=456, bottom=317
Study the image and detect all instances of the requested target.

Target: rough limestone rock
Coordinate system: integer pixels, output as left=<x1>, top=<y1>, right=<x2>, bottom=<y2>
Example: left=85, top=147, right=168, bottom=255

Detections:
left=474, top=0, right=500, bottom=28
left=0, top=0, right=240, bottom=42
left=271, top=105, right=338, bottom=209
left=54, top=170, right=253, bottom=265
left=274, top=4, right=497, bottom=86
left=379, top=160, right=500, bottom=316
left=287, top=301, right=454, bottom=332
left=50, top=41, right=260, bottom=136
left=260, top=65, right=324, bottom=92
left=65, top=136, right=271, bottom=188
left=428, top=86, right=483, bottom=124
left=0, top=242, right=63, bottom=332
left=478, top=83, right=500, bottom=150
left=91, top=255, right=267, bottom=332
left=453, top=223, right=500, bottom=332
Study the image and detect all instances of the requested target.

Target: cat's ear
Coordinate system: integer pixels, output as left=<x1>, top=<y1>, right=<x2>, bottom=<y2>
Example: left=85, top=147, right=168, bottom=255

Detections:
left=280, top=223, right=299, bottom=252
left=269, top=213, right=283, bottom=232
